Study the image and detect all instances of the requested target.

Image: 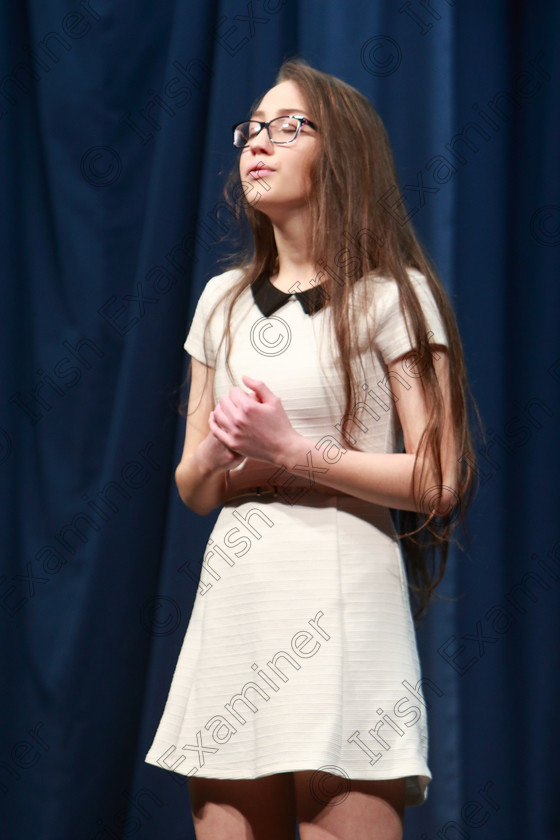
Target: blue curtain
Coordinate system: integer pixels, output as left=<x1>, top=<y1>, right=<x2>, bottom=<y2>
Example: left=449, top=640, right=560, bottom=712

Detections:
left=1, top=1, right=558, bottom=838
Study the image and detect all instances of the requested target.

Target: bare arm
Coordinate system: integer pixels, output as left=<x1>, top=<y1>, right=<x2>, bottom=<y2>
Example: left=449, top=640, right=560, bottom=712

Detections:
left=268, top=347, right=460, bottom=516
left=175, top=357, right=244, bottom=516
left=207, top=347, right=460, bottom=516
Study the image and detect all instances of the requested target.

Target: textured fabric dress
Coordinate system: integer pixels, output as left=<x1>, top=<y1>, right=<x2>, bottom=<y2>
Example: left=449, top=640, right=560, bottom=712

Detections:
left=144, top=266, right=449, bottom=807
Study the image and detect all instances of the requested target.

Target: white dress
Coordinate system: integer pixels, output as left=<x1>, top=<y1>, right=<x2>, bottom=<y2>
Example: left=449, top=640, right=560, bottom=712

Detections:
left=144, top=267, right=449, bottom=807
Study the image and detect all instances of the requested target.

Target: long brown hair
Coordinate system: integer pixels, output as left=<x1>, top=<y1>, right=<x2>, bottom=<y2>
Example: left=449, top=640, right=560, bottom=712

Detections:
left=185, top=58, right=483, bottom=619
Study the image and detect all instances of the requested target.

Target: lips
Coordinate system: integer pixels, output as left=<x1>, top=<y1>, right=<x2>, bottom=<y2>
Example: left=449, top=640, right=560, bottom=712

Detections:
left=247, top=163, right=275, bottom=179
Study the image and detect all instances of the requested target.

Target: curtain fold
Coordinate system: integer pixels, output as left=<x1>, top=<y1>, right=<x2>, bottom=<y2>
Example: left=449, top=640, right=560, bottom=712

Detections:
left=1, top=1, right=558, bottom=838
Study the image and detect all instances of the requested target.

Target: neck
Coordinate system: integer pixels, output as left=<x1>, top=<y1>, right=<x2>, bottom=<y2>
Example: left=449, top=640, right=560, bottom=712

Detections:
left=268, top=211, right=318, bottom=291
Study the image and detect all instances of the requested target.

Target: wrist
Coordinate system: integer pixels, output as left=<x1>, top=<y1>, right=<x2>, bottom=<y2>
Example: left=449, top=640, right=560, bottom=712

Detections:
left=272, top=433, right=313, bottom=473
left=192, top=443, right=227, bottom=480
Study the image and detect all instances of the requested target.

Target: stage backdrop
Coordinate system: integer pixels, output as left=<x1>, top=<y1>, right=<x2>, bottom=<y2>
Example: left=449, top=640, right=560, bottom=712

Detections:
left=1, top=1, right=559, bottom=838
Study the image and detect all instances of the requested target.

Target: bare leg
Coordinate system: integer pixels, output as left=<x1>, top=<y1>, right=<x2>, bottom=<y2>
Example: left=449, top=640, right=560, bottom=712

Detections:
left=188, top=772, right=297, bottom=840
left=294, top=770, right=406, bottom=840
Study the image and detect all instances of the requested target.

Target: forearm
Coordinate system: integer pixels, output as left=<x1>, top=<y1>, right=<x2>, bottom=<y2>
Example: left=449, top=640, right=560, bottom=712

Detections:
left=275, top=435, right=457, bottom=515
left=175, top=448, right=227, bottom=516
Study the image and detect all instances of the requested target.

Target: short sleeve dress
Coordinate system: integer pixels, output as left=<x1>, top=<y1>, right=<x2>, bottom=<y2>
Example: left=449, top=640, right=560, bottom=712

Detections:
left=144, top=267, right=449, bottom=807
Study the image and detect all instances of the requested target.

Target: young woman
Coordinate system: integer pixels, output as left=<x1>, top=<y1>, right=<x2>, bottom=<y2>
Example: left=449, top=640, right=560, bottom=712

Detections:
left=145, top=58, right=478, bottom=840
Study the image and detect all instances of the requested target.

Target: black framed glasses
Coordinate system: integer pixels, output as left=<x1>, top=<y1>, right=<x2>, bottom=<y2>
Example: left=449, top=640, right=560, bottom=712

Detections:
left=232, top=115, right=318, bottom=148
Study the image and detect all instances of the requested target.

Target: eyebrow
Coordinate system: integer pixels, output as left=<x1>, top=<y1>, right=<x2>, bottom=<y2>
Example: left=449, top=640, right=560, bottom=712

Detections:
left=251, top=108, right=310, bottom=118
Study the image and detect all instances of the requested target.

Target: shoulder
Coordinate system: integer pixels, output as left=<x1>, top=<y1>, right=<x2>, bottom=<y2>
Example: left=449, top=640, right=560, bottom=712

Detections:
left=199, top=266, right=247, bottom=300
left=352, top=269, right=447, bottom=344
left=367, top=266, right=428, bottom=295
left=348, top=267, right=429, bottom=313
left=193, top=267, right=248, bottom=316
left=368, top=267, right=442, bottom=311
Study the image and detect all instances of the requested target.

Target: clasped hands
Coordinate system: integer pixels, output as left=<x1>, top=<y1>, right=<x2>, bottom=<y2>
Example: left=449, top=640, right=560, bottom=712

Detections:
left=208, top=375, right=302, bottom=467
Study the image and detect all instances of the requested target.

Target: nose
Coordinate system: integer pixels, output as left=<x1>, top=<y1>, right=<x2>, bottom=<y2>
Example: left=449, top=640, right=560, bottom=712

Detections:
left=247, top=126, right=274, bottom=154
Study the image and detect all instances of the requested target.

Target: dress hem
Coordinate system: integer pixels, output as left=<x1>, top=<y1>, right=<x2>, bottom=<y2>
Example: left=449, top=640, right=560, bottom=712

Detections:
left=144, top=750, right=431, bottom=807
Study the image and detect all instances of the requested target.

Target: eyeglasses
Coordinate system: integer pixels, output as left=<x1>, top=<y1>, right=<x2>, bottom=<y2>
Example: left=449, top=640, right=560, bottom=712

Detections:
left=232, top=115, right=318, bottom=148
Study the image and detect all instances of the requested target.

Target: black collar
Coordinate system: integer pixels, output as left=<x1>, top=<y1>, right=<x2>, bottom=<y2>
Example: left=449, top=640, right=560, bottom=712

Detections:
left=250, top=273, right=328, bottom=317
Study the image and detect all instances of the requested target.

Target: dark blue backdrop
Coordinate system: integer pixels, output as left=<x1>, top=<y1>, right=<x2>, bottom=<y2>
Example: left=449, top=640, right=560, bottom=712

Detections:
left=1, top=1, right=559, bottom=838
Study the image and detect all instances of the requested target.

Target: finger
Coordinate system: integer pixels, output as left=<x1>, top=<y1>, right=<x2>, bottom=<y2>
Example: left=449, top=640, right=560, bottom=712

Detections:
left=227, top=386, right=257, bottom=409
left=241, top=375, right=271, bottom=403
left=213, top=401, right=233, bottom=427
left=209, top=408, right=227, bottom=435
left=209, top=413, right=230, bottom=446
left=216, top=392, right=248, bottom=420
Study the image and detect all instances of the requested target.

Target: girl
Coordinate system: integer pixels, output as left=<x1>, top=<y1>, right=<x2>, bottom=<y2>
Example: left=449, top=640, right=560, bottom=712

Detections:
left=145, top=58, right=478, bottom=840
